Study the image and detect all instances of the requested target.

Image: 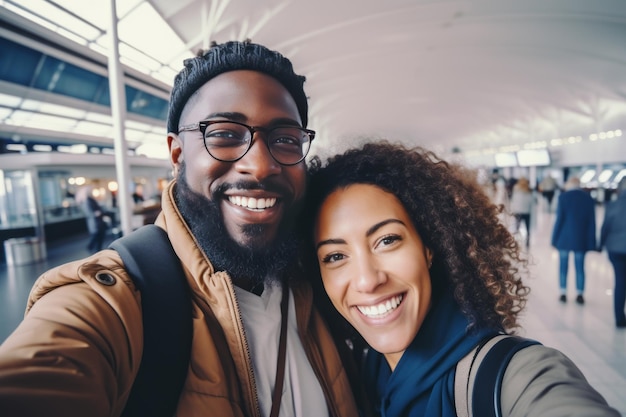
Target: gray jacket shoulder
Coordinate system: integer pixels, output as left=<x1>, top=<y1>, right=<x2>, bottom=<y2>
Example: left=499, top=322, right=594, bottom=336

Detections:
left=501, top=345, right=620, bottom=417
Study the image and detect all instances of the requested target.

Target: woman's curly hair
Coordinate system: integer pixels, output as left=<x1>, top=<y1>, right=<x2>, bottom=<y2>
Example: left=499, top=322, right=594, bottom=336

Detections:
left=301, top=141, right=529, bottom=333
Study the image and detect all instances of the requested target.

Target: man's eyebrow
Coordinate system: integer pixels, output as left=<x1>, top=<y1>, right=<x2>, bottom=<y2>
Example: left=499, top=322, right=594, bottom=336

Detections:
left=315, top=219, right=406, bottom=251
left=202, top=112, right=301, bottom=127
left=202, top=112, right=246, bottom=121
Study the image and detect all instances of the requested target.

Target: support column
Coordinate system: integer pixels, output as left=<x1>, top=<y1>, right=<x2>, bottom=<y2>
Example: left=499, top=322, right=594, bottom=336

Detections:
left=107, top=0, right=133, bottom=237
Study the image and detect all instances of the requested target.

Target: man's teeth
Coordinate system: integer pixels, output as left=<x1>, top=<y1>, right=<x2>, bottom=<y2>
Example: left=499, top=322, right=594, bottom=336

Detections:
left=229, top=196, right=277, bottom=210
left=357, top=295, right=404, bottom=318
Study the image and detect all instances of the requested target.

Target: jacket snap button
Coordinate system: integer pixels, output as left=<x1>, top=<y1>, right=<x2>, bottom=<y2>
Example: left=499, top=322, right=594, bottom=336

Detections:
left=95, top=272, right=116, bottom=286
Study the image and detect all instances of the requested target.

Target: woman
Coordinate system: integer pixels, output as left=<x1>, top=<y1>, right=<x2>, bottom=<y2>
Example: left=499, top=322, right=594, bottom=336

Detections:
left=301, top=142, right=619, bottom=417
left=509, top=177, right=534, bottom=248
left=600, top=177, right=626, bottom=328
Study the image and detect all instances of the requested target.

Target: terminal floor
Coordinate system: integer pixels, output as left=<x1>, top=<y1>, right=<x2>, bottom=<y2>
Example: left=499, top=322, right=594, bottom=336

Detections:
left=1, top=206, right=625, bottom=415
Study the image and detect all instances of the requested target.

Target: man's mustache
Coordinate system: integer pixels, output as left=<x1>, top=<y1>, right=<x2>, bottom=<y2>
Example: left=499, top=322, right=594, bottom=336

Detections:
left=214, top=180, right=291, bottom=197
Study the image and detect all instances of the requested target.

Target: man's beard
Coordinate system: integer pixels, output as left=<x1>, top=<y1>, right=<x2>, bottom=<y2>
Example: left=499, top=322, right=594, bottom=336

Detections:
left=174, top=165, right=300, bottom=289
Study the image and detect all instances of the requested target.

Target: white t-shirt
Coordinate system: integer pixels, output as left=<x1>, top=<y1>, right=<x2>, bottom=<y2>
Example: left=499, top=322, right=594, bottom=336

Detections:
left=234, top=283, right=330, bottom=417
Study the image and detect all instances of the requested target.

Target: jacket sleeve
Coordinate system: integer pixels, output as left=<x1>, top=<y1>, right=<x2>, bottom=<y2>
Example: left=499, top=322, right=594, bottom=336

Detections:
left=599, top=204, right=614, bottom=250
left=0, top=258, right=143, bottom=417
left=551, top=195, right=564, bottom=248
left=587, top=198, right=597, bottom=251
left=500, top=345, right=620, bottom=417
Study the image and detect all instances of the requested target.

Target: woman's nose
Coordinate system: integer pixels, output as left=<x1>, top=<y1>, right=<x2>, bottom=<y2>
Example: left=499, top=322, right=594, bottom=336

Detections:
left=353, top=258, right=387, bottom=293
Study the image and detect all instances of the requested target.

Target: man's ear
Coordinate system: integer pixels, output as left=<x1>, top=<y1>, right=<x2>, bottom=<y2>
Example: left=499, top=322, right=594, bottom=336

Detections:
left=168, top=133, right=183, bottom=177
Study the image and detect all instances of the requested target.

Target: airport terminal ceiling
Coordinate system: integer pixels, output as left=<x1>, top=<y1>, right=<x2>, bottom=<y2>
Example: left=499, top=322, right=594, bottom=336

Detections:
left=0, top=0, right=626, bottom=162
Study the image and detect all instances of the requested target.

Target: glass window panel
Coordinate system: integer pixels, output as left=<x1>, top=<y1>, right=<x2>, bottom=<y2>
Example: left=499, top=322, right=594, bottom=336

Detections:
left=94, top=82, right=112, bottom=107
left=30, top=56, right=63, bottom=91
left=40, top=60, right=104, bottom=102
left=0, top=38, right=42, bottom=86
left=125, top=88, right=169, bottom=119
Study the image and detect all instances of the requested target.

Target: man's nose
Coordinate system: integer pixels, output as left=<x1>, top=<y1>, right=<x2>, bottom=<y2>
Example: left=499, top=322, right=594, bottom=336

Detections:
left=234, top=133, right=281, bottom=179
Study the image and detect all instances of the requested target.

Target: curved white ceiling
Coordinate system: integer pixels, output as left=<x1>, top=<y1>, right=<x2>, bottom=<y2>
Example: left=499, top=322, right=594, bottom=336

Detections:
left=2, top=0, right=626, bottom=160
left=150, top=0, right=626, bottom=157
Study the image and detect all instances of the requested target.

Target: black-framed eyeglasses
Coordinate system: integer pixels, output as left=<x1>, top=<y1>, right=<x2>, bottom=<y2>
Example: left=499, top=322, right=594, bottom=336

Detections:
left=177, top=120, right=316, bottom=166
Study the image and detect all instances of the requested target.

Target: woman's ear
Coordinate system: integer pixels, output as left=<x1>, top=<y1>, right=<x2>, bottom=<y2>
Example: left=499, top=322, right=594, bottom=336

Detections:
left=426, top=247, right=434, bottom=269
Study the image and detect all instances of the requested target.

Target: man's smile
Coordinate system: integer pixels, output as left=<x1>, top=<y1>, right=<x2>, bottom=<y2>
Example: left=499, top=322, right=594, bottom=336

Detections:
left=228, top=196, right=278, bottom=210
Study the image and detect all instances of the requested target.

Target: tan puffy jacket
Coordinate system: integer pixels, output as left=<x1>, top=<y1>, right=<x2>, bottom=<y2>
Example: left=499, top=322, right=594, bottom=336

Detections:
left=0, top=181, right=359, bottom=417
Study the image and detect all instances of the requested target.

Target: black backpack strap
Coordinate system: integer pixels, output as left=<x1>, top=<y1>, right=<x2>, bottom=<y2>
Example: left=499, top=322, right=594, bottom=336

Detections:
left=109, top=225, right=192, bottom=417
left=472, top=335, right=541, bottom=417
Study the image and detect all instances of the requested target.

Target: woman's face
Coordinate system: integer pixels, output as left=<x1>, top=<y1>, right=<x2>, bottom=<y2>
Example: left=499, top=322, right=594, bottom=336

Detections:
left=314, top=184, right=433, bottom=370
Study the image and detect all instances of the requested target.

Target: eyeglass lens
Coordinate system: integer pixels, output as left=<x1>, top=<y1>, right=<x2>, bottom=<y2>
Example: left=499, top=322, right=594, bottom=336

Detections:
left=202, top=121, right=311, bottom=165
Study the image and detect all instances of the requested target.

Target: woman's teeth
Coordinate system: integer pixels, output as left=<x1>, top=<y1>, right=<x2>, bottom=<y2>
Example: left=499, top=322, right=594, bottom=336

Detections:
left=357, top=294, right=404, bottom=318
left=229, top=196, right=277, bottom=210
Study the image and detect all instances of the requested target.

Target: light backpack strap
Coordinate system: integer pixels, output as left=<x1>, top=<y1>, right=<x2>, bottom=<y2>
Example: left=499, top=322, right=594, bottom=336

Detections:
left=109, top=225, right=192, bottom=417
left=455, top=345, right=477, bottom=417
left=455, top=335, right=501, bottom=417
left=456, top=335, right=541, bottom=417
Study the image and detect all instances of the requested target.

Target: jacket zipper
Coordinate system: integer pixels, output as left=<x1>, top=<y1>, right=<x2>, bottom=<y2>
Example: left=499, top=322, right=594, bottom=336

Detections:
left=224, top=278, right=262, bottom=417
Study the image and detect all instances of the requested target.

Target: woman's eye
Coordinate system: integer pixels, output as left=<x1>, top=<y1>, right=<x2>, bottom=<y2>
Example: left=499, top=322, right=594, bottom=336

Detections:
left=378, top=234, right=401, bottom=247
left=321, top=252, right=345, bottom=264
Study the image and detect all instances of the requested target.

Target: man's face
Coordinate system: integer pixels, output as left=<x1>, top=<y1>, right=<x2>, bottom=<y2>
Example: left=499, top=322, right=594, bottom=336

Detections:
left=168, top=70, right=307, bottom=249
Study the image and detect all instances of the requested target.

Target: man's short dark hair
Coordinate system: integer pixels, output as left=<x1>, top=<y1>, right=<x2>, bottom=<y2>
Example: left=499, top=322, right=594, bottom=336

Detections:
left=167, top=39, right=308, bottom=134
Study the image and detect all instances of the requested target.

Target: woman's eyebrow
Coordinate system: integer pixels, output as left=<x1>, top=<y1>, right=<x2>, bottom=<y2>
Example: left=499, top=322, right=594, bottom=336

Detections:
left=316, top=238, right=346, bottom=251
left=315, top=218, right=406, bottom=251
left=366, top=219, right=405, bottom=237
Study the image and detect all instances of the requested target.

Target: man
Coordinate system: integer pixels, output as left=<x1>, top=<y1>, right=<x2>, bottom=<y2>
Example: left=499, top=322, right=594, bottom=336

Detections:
left=76, top=184, right=108, bottom=252
left=551, top=177, right=596, bottom=305
left=0, top=40, right=359, bottom=417
left=599, top=177, right=626, bottom=328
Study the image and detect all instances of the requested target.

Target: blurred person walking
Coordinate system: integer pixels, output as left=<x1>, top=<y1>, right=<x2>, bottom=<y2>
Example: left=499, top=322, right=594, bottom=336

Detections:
left=539, top=174, right=558, bottom=212
left=509, top=177, right=534, bottom=248
left=75, top=185, right=107, bottom=253
left=551, top=177, right=596, bottom=304
left=599, top=177, right=626, bottom=328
